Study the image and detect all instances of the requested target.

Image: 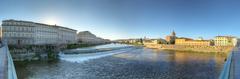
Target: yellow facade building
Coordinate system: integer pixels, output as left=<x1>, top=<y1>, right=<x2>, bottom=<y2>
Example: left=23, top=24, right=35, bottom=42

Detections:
left=143, top=39, right=167, bottom=45
left=214, top=36, right=236, bottom=46
left=175, top=38, right=214, bottom=46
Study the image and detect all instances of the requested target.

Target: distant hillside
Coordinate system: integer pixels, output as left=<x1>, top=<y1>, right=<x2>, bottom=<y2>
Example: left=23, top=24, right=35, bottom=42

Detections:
left=77, top=31, right=111, bottom=44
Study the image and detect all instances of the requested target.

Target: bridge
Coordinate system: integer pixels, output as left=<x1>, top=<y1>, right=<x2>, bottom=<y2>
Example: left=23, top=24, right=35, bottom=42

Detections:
left=0, top=43, right=18, bottom=79
left=219, top=46, right=240, bottom=79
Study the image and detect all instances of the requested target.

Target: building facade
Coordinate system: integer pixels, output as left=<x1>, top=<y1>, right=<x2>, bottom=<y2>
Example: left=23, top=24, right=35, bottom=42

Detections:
left=0, top=27, right=2, bottom=40
left=143, top=39, right=167, bottom=45
left=165, top=31, right=177, bottom=44
left=214, top=36, right=236, bottom=46
left=175, top=38, right=214, bottom=46
left=1, top=19, right=77, bottom=45
left=116, top=38, right=143, bottom=44
left=77, top=31, right=110, bottom=44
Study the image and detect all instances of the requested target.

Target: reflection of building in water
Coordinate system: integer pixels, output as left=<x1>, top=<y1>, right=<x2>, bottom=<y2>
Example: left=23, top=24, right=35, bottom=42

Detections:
left=172, top=51, right=222, bottom=64
left=213, top=53, right=228, bottom=65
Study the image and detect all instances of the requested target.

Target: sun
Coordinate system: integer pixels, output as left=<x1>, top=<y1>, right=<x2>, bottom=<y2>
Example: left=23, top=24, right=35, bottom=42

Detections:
left=45, top=19, right=57, bottom=25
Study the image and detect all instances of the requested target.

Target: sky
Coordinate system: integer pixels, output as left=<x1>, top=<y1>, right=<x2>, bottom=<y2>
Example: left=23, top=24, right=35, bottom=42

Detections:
left=1, top=0, right=240, bottom=40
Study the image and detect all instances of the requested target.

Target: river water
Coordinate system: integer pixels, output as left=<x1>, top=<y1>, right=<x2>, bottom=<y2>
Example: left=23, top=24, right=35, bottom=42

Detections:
left=14, top=44, right=227, bottom=79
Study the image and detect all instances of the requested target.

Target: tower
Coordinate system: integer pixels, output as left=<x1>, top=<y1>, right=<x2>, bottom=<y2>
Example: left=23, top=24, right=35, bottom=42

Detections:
left=165, top=30, right=177, bottom=44
left=171, top=30, right=176, bottom=36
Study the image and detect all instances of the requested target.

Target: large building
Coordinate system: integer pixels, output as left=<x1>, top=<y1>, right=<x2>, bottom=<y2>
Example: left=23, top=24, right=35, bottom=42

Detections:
left=116, top=38, right=143, bottom=44
left=1, top=19, right=77, bottom=45
left=175, top=38, right=214, bottom=46
left=0, top=27, right=2, bottom=40
left=143, top=39, right=167, bottom=45
left=77, top=31, right=110, bottom=44
left=214, top=36, right=236, bottom=46
left=165, top=31, right=177, bottom=44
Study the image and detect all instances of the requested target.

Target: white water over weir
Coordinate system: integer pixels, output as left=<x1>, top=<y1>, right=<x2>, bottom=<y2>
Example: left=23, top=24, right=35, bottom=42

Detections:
left=59, top=44, right=136, bottom=63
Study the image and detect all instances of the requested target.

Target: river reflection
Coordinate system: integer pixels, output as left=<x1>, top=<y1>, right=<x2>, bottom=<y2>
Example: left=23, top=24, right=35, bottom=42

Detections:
left=15, top=48, right=227, bottom=79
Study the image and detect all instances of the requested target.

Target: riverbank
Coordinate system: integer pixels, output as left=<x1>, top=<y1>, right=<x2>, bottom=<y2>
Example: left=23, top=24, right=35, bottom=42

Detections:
left=144, top=44, right=233, bottom=53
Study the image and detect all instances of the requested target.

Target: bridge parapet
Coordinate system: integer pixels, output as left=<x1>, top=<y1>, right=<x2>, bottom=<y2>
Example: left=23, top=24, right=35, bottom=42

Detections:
left=0, top=43, right=18, bottom=79
left=219, top=50, right=233, bottom=79
left=219, top=47, right=239, bottom=79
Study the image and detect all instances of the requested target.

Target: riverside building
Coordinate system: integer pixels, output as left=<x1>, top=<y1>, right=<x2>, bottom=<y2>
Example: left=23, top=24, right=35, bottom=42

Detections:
left=175, top=38, right=214, bottom=46
left=143, top=39, right=167, bottom=45
left=77, top=31, right=110, bottom=44
left=214, top=36, right=236, bottom=46
left=1, top=19, right=77, bottom=45
left=165, top=31, right=177, bottom=44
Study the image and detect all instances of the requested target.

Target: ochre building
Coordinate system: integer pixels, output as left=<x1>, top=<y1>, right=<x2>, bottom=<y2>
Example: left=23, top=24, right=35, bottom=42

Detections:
left=214, top=36, right=236, bottom=46
left=175, top=38, right=214, bottom=46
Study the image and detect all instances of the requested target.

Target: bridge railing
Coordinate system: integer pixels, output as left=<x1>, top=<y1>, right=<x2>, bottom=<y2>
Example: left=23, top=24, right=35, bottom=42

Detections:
left=219, top=50, right=234, bottom=79
left=0, top=41, right=18, bottom=79
left=6, top=44, right=18, bottom=79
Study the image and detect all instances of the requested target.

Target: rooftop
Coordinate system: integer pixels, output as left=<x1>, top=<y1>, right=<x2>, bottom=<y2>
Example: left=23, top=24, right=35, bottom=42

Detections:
left=2, top=19, right=77, bottom=31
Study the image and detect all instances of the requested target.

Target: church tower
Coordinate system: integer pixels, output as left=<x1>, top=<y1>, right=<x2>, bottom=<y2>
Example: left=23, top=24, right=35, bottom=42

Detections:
left=165, top=30, right=177, bottom=44
left=171, top=30, right=176, bottom=36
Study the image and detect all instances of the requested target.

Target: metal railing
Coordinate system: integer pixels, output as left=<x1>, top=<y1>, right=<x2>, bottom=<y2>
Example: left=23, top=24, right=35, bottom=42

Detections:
left=6, top=44, right=18, bottom=79
left=0, top=42, right=18, bottom=79
left=219, top=51, right=234, bottom=79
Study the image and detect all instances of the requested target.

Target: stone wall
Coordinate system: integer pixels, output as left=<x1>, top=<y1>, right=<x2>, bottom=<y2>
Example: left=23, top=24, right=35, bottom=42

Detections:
left=144, top=44, right=233, bottom=53
left=9, top=45, right=64, bottom=61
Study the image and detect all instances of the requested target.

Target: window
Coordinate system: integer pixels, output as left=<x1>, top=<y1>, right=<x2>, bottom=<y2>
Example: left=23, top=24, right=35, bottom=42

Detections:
left=15, top=27, right=18, bottom=31
left=3, top=33, right=7, bottom=37
left=19, top=27, right=22, bottom=31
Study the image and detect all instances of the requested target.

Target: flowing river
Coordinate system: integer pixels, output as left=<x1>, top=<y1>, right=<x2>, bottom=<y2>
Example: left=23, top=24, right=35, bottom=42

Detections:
left=14, top=44, right=227, bottom=79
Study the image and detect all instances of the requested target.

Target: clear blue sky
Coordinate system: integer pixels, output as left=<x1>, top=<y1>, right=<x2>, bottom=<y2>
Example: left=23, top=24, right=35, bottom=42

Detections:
left=1, top=0, right=240, bottom=40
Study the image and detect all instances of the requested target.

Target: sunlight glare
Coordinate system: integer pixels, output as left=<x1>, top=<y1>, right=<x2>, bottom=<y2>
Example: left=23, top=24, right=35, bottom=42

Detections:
left=45, top=19, right=57, bottom=25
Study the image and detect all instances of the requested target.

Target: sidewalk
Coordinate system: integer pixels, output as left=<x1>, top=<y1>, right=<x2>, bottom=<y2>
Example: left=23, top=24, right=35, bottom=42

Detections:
left=0, top=46, right=7, bottom=79
left=232, top=47, right=240, bottom=79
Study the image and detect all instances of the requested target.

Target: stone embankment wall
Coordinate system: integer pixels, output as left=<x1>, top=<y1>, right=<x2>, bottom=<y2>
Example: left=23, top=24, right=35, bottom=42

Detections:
left=9, top=45, right=65, bottom=61
left=10, top=49, right=36, bottom=61
left=144, top=44, right=233, bottom=53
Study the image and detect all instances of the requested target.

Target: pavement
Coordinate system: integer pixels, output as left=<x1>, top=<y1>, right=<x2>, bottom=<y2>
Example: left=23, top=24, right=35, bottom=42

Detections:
left=232, top=47, right=240, bottom=79
left=0, top=46, right=8, bottom=79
